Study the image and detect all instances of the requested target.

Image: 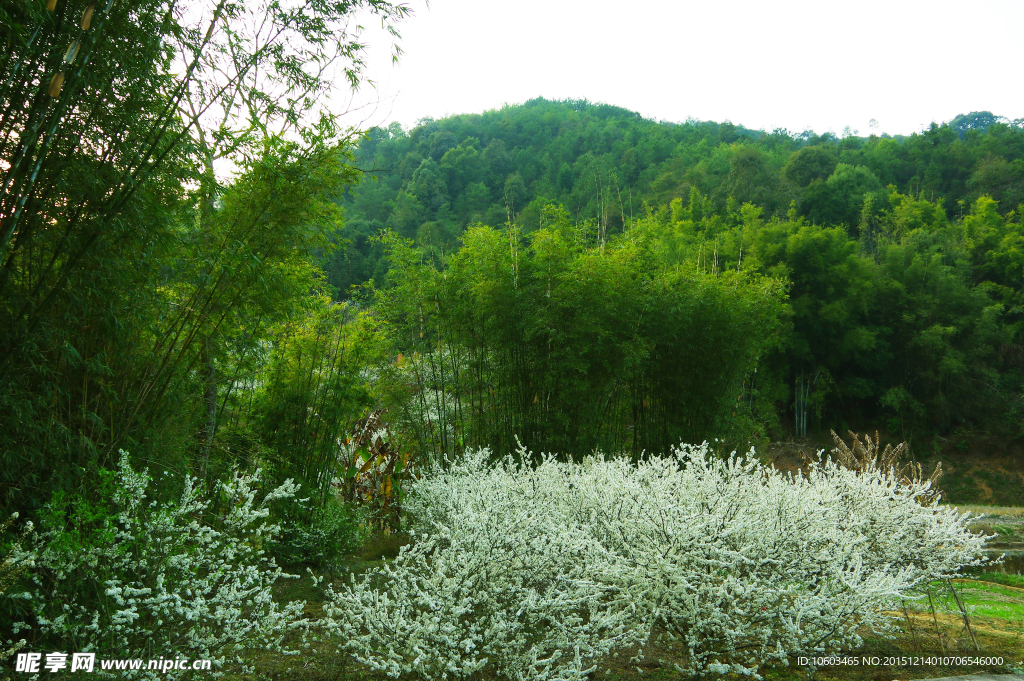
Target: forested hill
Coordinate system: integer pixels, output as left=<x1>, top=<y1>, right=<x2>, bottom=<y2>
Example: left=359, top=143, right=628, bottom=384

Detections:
left=326, top=98, right=1024, bottom=291
left=324, top=99, right=1024, bottom=452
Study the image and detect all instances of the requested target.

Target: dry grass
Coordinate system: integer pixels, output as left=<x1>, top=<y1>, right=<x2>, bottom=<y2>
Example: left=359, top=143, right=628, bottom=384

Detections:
left=941, top=503, right=1024, bottom=519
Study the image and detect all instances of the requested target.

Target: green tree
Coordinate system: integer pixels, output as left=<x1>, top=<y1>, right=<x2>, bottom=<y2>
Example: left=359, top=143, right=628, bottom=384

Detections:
left=784, top=145, right=838, bottom=187
left=372, top=205, right=786, bottom=460
left=801, top=164, right=884, bottom=230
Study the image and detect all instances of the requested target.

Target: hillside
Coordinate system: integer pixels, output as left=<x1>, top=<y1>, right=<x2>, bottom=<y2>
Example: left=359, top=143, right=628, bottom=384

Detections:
left=327, top=99, right=1024, bottom=451
left=327, top=99, right=1024, bottom=292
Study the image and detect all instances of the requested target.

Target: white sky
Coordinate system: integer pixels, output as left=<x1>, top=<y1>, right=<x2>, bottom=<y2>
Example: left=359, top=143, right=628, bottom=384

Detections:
left=345, top=0, right=1024, bottom=137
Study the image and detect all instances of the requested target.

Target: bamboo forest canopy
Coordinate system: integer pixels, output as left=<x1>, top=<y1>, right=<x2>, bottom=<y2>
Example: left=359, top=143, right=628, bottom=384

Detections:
left=0, top=0, right=410, bottom=513
left=330, top=98, right=1024, bottom=448
left=2, top=0, right=1023, bottom=521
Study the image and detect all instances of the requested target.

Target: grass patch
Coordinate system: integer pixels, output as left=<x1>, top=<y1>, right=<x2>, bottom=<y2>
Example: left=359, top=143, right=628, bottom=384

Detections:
left=941, top=579, right=1024, bottom=619
left=356, top=529, right=412, bottom=561
left=970, top=571, right=1024, bottom=588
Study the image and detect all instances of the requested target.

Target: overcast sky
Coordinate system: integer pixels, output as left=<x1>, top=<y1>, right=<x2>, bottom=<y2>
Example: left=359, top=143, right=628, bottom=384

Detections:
left=344, top=0, right=1024, bottom=137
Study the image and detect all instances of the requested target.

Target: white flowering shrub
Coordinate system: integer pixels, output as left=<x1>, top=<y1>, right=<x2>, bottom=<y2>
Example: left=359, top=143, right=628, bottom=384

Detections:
left=325, top=447, right=647, bottom=681
left=16, top=452, right=310, bottom=678
left=1, top=512, right=30, bottom=660
left=568, top=444, right=988, bottom=676
left=328, top=442, right=989, bottom=680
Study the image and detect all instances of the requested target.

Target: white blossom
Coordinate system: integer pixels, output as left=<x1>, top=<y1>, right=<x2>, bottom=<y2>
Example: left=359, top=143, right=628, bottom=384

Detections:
left=327, top=442, right=989, bottom=680
left=18, top=453, right=311, bottom=679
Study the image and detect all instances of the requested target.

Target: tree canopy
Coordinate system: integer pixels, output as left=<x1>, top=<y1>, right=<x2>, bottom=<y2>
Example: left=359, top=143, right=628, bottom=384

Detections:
left=330, top=99, right=1024, bottom=451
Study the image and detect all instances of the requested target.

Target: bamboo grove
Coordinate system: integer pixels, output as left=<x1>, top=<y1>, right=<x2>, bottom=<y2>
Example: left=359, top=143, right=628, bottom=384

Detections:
left=0, top=0, right=410, bottom=515
left=371, top=208, right=785, bottom=460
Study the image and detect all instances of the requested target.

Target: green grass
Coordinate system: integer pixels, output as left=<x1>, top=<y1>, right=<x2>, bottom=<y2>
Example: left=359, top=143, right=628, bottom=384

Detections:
left=971, top=571, right=1024, bottom=588
left=947, top=580, right=1024, bottom=619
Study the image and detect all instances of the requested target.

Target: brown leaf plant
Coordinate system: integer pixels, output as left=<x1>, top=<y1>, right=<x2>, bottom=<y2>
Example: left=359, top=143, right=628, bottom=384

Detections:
left=802, top=430, right=943, bottom=502
left=333, top=408, right=416, bottom=533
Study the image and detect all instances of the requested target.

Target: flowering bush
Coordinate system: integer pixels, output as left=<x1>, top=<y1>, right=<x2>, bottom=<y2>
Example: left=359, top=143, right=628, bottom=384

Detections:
left=327, top=441, right=989, bottom=680
left=15, top=452, right=311, bottom=678
left=1, top=512, right=30, bottom=661
left=324, top=449, right=645, bottom=681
